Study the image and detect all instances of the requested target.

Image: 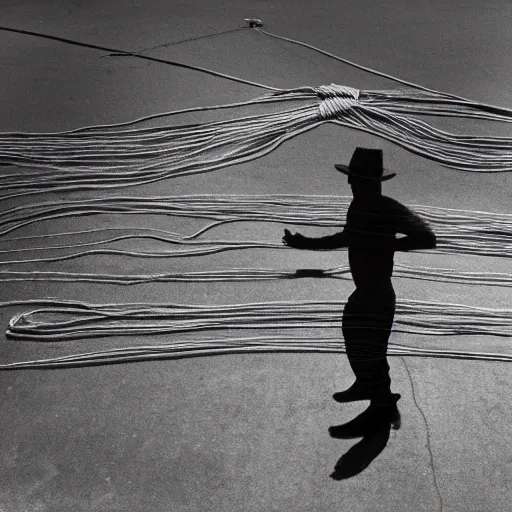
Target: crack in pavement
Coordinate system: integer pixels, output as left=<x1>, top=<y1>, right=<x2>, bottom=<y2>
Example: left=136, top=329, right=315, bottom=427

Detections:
left=400, top=356, right=444, bottom=512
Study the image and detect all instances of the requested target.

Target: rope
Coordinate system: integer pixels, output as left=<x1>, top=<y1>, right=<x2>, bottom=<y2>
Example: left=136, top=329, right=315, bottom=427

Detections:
left=255, top=28, right=467, bottom=100
left=0, top=194, right=510, bottom=365
left=5, top=298, right=512, bottom=341
left=0, top=195, right=510, bottom=261
left=0, top=264, right=510, bottom=287
left=1, top=85, right=511, bottom=201
left=1, top=26, right=511, bottom=369
left=1, top=337, right=511, bottom=371
left=0, top=27, right=511, bottom=197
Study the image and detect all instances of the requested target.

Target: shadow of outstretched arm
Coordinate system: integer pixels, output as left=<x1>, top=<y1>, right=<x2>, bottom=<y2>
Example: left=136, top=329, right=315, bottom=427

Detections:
left=289, top=268, right=328, bottom=278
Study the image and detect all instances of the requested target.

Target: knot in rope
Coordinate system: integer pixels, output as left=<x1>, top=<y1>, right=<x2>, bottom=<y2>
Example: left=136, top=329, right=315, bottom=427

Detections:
left=315, top=84, right=360, bottom=120
left=315, top=84, right=360, bottom=100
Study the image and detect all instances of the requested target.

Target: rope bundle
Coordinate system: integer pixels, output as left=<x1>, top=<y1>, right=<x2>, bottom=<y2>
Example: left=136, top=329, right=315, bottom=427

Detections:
left=6, top=298, right=512, bottom=341
left=1, top=336, right=511, bottom=371
left=0, top=195, right=511, bottom=262
left=1, top=84, right=512, bottom=200
left=1, top=26, right=511, bottom=369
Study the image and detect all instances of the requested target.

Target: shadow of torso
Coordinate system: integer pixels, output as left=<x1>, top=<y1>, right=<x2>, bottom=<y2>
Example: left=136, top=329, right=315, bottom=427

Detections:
left=345, top=195, right=401, bottom=304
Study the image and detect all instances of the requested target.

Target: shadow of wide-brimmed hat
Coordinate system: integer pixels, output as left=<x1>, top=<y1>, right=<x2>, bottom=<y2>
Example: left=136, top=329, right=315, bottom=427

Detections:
left=335, top=147, right=396, bottom=181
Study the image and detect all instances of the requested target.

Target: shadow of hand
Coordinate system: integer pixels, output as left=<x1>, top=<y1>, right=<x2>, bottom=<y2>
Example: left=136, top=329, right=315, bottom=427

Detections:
left=291, top=268, right=327, bottom=278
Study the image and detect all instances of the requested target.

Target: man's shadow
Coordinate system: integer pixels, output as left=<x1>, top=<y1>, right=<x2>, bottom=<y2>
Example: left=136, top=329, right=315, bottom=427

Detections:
left=328, top=405, right=401, bottom=480
left=287, top=268, right=401, bottom=479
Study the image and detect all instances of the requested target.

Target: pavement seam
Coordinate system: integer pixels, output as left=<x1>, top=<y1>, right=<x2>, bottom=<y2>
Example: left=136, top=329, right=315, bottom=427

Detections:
left=400, top=356, right=444, bottom=512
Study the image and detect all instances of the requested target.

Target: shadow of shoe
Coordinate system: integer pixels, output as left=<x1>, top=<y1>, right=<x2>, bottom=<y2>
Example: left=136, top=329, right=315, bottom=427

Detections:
left=330, top=425, right=391, bottom=480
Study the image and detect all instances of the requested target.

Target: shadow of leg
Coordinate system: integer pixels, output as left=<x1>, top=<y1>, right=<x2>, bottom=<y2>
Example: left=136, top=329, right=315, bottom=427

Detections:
left=330, top=426, right=391, bottom=480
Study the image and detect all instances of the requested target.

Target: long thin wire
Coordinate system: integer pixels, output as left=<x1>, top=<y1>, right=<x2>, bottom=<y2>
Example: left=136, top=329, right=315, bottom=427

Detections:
left=105, top=25, right=247, bottom=55
left=255, top=28, right=468, bottom=100
left=0, top=25, right=277, bottom=91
